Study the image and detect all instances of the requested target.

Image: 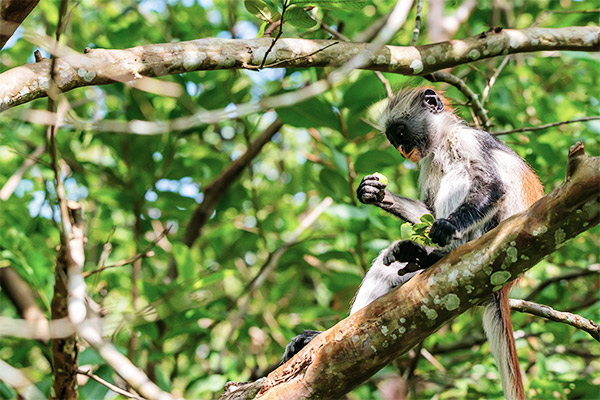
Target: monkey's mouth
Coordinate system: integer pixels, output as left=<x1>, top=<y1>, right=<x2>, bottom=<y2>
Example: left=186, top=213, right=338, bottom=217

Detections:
left=397, top=145, right=422, bottom=162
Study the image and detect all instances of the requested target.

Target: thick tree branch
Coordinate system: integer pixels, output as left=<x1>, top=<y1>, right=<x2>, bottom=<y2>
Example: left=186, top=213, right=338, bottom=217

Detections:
left=1, top=26, right=597, bottom=112
left=250, top=142, right=598, bottom=399
left=509, top=299, right=600, bottom=341
left=0, top=0, right=39, bottom=49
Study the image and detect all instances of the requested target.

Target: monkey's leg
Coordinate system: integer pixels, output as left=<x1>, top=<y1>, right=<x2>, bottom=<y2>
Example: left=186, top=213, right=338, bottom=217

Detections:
left=382, top=240, right=446, bottom=268
left=282, top=330, right=321, bottom=363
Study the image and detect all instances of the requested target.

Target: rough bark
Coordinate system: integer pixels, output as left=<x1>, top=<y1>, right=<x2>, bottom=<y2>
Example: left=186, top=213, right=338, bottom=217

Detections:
left=0, top=26, right=598, bottom=111
left=0, top=0, right=39, bottom=49
left=244, top=142, right=599, bottom=399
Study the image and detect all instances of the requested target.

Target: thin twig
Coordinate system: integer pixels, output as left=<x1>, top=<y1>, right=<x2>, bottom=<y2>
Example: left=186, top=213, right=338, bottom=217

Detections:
left=410, top=0, right=423, bottom=46
left=374, top=71, right=393, bottom=98
left=84, top=226, right=171, bottom=278
left=259, top=0, right=289, bottom=69
left=255, top=41, right=339, bottom=70
left=0, top=144, right=45, bottom=200
left=525, top=264, right=599, bottom=301
left=481, top=55, right=510, bottom=105
left=424, top=71, right=491, bottom=129
left=218, top=197, right=333, bottom=369
left=318, top=20, right=350, bottom=41
left=509, top=299, right=600, bottom=341
left=493, top=116, right=600, bottom=135
left=77, top=369, right=144, bottom=400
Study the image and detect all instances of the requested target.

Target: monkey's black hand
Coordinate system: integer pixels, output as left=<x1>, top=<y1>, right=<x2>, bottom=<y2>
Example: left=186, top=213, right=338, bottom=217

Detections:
left=357, top=175, right=386, bottom=204
left=430, top=218, right=458, bottom=247
left=282, top=330, right=322, bottom=363
left=382, top=240, right=427, bottom=269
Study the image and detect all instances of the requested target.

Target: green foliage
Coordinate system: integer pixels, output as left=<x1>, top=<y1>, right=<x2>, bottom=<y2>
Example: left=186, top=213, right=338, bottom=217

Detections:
left=0, top=1, right=598, bottom=399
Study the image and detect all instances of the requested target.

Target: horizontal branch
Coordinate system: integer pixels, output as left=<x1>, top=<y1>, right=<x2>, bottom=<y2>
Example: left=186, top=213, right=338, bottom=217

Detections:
left=509, top=299, right=600, bottom=341
left=1, top=26, right=598, bottom=111
left=254, top=142, right=599, bottom=399
left=493, top=116, right=600, bottom=135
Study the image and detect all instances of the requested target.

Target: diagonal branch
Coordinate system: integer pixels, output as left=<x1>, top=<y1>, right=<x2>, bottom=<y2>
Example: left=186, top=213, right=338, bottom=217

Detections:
left=248, top=142, right=598, bottom=399
left=1, top=26, right=598, bottom=112
left=181, top=119, right=283, bottom=250
left=0, top=0, right=39, bottom=49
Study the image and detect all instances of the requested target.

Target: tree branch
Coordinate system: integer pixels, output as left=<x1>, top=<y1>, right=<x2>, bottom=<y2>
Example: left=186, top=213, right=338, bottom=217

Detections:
left=509, top=299, right=599, bottom=341
left=180, top=119, right=283, bottom=250
left=249, top=142, right=598, bottom=399
left=424, top=71, right=490, bottom=129
left=1, top=26, right=597, bottom=112
left=0, top=0, right=39, bottom=49
left=493, top=116, right=600, bottom=136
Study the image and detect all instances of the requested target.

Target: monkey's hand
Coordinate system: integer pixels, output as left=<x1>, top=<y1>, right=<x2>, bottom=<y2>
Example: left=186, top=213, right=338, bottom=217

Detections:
left=357, top=175, right=386, bottom=204
left=430, top=218, right=458, bottom=247
left=383, top=240, right=427, bottom=272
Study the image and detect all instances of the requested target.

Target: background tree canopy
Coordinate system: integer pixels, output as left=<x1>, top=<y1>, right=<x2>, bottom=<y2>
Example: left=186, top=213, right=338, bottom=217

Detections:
left=0, top=0, right=598, bottom=399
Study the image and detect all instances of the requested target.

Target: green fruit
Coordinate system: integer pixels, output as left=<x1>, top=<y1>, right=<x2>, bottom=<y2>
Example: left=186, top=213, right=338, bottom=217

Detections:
left=373, top=172, right=388, bottom=186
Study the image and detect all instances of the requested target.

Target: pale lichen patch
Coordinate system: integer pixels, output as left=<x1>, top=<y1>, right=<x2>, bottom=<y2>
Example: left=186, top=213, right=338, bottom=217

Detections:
left=491, top=270, right=511, bottom=285
left=421, top=305, right=438, bottom=320
left=442, top=294, right=460, bottom=311
left=381, top=325, right=389, bottom=335
left=532, top=225, right=548, bottom=236
left=399, top=326, right=406, bottom=334
left=409, top=59, right=423, bottom=74
left=468, top=49, right=480, bottom=60
left=465, top=284, right=474, bottom=294
left=399, top=318, right=406, bottom=324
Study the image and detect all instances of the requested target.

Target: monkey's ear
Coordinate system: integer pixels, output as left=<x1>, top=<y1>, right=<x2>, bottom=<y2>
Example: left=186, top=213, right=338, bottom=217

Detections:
left=423, top=88, right=445, bottom=113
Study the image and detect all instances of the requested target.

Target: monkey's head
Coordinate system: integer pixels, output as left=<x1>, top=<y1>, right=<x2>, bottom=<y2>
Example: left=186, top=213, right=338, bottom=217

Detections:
left=380, top=87, right=450, bottom=162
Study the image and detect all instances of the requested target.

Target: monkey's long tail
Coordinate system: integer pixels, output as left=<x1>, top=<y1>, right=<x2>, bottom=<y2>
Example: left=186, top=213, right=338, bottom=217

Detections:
left=482, top=286, right=526, bottom=400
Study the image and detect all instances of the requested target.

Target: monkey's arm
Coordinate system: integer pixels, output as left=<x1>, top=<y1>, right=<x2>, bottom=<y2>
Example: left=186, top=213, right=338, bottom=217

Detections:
left=430, top=169, right=505, bottom=247
left=357, top=175, right=432, bottom=224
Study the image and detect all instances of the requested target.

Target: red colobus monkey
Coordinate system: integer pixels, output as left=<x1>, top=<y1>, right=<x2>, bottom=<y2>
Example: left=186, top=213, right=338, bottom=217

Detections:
left=283, top=87, right=543, bottom=400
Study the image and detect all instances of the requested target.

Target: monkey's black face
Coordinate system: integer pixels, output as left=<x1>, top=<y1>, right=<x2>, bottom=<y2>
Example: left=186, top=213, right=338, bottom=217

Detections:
left=384, top=88, right=445, bottom=162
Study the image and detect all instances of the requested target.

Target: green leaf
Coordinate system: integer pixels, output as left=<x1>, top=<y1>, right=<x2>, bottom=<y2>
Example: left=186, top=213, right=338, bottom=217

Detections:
left=257, top=20, right=268, bottom=37
left=354, top=149, right=397, bottom=174
left=319, top=168, right=350, bottom=199
left=285, top=6, right=317, bottom=28
left=419, top=213, right=435, bottom=225
left=244, top=0, right=276, bottom=21
left=276, top=96, right=341, bottom=130
left=289, top=0, right=370, bottom=10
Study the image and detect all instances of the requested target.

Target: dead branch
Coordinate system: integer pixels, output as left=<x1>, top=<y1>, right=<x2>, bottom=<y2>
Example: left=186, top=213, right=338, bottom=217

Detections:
left=509, top=299, right=599, bottom=341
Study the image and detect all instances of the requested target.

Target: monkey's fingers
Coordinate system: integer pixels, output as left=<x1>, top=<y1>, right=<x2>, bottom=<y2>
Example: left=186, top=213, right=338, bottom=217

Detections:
left=361, top=175, right=388, bottom=187
left=430, top=219, right=457, bottom=247
left=358, top=185, right=385, bottom=203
